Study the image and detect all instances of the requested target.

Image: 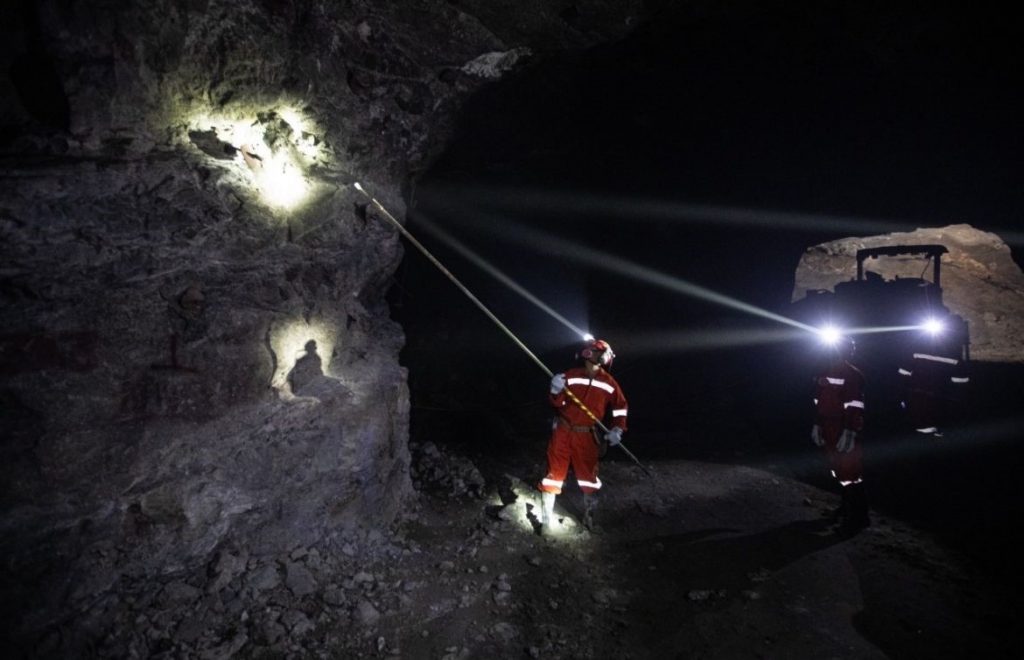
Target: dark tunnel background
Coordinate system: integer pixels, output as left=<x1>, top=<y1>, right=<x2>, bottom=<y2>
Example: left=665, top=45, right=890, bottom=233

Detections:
left=391, top=4, right=1024, bottom=586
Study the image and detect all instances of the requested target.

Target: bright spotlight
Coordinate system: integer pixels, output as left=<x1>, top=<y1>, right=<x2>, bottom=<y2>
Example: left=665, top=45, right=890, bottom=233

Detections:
left=582, top=333, right=595, bottom=342
left=260, top=155, right=309, bottom=209
left=186, top=107, right=322, bottom=212
left=922, top=317, right=944, bottom=336
left=818, top=325, right=842, bottom=346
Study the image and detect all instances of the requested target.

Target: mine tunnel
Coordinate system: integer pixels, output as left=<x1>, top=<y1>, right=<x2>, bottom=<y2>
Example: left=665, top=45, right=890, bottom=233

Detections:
left=2, top=2, right=1023, bottom=658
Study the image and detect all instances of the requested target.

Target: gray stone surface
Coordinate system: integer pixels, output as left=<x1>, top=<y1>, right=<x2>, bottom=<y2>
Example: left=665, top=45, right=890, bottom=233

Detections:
left=0, top=1, right=642, bottom=654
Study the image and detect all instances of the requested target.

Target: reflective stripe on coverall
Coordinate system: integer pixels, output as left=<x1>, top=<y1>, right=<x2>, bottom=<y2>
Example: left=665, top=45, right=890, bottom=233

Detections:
left=539, top=367, right=628, bottom=495
left=814, top=361, right=865, bottom=485
left=898, top=351, right=969, bottom=433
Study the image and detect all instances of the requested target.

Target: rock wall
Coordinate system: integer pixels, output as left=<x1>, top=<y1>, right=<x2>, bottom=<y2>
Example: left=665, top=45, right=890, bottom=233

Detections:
left=792, top=224, right=1024, bottom=362
left=0, top=0, right=642, bottom=649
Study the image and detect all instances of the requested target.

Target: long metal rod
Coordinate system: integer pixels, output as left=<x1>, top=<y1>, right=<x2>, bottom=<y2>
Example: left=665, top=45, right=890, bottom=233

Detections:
left=355, top=183, right=552, bottom=378
left=354, top=182, right=650, bottom=475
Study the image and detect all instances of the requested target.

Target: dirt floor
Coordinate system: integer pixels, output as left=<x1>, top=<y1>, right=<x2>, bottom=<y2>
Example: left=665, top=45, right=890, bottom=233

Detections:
left=13, top=432, right=1017, bottom=659
left=359, top=454, right=1016, bottom=659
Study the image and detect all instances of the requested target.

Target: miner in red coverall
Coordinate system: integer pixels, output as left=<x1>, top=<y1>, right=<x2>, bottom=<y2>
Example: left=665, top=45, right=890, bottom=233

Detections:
left=897, top=334, right=970, bottom=437
left=811, top=336, right=869, bottom=536
left=538, top=338, right=628, bottom=532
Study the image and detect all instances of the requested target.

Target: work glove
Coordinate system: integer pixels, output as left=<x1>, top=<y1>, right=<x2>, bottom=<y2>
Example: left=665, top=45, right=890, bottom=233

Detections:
left=836, top=428, right=857, bottom=453
left=549, top=373, right=566, bottom=395
left=605, top=427, right=623, bottom=447
left=811, top=424, right=824, bottom=447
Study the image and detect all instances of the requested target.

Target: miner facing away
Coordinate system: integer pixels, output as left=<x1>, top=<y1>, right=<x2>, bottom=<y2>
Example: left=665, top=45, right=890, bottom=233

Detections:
left=811, top=335, right=870, bottom=537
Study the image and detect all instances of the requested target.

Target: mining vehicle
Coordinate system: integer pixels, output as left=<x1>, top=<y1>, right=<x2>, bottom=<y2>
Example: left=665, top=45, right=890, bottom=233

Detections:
left=791, top=244, right=970, bottom=408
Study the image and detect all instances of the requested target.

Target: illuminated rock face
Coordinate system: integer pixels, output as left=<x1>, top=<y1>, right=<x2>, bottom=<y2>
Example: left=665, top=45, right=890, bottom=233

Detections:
left=0, top=4, right=421, bottom=588
left=793, top=224, right=1024, bottom=363
left=0, top=0, right=641, bottom=642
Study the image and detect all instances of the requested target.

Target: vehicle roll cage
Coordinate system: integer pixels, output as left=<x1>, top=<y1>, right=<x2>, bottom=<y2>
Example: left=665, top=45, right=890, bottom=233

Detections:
left=856, top=245, right=949, bottom=287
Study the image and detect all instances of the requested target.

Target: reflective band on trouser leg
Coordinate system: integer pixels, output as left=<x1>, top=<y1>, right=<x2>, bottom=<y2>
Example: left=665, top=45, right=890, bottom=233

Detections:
left=541, top=428, right=573, bottom=494
left=570, top=428, right=601, bottom=494
left=830, top=442, right=863, bottom=485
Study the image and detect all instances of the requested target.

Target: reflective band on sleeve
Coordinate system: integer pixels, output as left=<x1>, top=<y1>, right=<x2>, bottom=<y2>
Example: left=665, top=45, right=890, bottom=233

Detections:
left=541, top=478, right=564, bottom=488
left=844, top=400, right=864, bottom=409
left=612, top=408, right=628, bottom=417
left=913, top=353, right=958, bottom=365
left=826, top=377, right=845, bottom=385
left=951, top=377, right=970, bottom=383
left=916, top=427, right=938, bottom=434
left=577, top=478, right=602, bottom=489
left=898, top=368, right=912, bottom=376
left=566, top=377, right=615, bottom=394
left=813, top=398, right=818, bottom=406
left=839, top=477, right=863, bottom=486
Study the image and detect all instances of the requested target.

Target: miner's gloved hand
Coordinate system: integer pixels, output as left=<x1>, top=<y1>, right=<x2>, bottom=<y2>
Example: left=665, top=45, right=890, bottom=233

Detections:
left=549, top=373, right=566, bottom=395
left=605, top=427, right=623, bottom=447
left=836, top=428, right=857, bottom=453
left=811, top=424, right=824, bottom=447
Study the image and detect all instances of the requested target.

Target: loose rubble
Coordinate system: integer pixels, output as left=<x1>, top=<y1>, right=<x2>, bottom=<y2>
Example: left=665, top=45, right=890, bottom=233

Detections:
left=6, top=446, right=1013, bottom=659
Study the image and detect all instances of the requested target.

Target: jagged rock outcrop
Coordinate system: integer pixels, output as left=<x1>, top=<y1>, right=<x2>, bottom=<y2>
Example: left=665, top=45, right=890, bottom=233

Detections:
left=0, top=0, right=642, bottom=652
left=792, top=224, right=1024, bottom=362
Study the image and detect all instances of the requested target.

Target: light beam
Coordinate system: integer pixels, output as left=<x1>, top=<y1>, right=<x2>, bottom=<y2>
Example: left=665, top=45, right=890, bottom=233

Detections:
left=412, top=212, right=591, bottom=340
left=626, top=327, right=808, bottom=354
left=443, top=209, right=817, bottom=333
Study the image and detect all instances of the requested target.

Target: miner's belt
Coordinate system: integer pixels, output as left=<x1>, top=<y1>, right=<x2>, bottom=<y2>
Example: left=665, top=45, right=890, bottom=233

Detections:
left=557, top=417, right=594, bottom=433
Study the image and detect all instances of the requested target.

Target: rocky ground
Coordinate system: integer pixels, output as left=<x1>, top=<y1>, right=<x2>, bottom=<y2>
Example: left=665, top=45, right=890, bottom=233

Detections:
left=25, top=438, right=1016, bottom=659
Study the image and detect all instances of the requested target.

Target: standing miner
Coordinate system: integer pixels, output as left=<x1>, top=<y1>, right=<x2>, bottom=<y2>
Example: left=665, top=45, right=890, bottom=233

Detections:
left=538, top=338, right=628, bottom=532
left=811, top=335, right=869, bottom=536
left=898, top=328, right=970, bottom=437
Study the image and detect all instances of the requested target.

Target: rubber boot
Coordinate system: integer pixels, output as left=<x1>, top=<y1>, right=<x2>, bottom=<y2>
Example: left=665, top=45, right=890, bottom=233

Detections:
left=582, top=493, right=598, bottom=531
left=540, top=492, right=556, bottom=527
left=838, top=482, right=870, bottom=537
left=823, top=490, right=847, bottom=522
left=848, top=482, right=870, bottom=529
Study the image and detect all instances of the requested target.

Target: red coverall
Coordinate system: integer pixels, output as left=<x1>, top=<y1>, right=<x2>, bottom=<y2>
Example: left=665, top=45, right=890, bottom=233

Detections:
left=898, top=349, right=970, bottom=434
left=814, top=359, right=865, bottom=485
left=539, top=367, right=628, bottom=495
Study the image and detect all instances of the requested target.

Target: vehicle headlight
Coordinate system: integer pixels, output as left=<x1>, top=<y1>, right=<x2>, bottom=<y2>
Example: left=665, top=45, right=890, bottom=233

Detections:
left=921, top=317, right=944, bottom=336
left=817, top=325, right=842, bottom=346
